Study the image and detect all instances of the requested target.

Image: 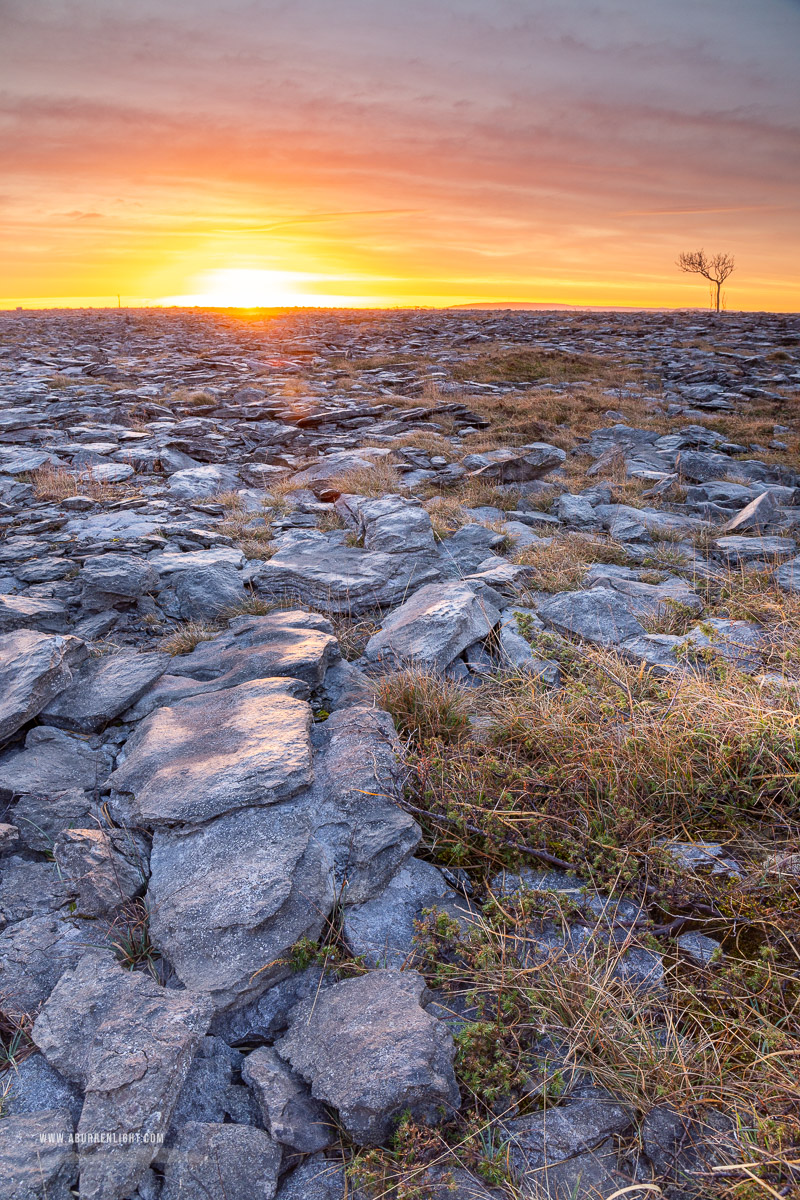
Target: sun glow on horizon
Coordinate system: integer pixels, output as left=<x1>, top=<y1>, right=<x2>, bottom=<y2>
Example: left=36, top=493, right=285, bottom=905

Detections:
left=163, top=268, right=309, bottom=308
left=158, top=267, right=383, bottom=309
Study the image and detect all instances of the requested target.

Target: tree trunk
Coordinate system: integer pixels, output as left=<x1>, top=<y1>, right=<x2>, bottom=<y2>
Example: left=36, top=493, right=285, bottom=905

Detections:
left=715, top=280, right=721, bottom=311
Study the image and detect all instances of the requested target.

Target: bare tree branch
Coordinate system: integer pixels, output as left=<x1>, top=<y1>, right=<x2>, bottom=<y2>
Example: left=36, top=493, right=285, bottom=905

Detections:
left=677, top=248, right=735, bottom=311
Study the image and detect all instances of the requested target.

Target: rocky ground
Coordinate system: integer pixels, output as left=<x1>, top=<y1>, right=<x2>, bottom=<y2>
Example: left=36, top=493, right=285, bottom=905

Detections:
left=0, top=305, right=798, bottom=1200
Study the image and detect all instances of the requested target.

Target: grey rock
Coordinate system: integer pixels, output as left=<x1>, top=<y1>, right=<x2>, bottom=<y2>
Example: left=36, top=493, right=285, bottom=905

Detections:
left=0, top=594, right=67, bottom=633
left=553, top=493, right=597, bottom=526
left=364, top=581, right=500, bottom=671
left=209, top=966, right=331, bottom=1045
left=0, top=913, right=101, bottom=1020
left=343, top=856, right=475, bottom=968
left=438, top=523, right=507, bottom=576
left=0, top=1111, right=77, bottom=1200
left=502, top=1098, right=633, bottom=1198
left=638, top=1106, right=736, bottom=1193
left=465, top=443, right=565, bottom=483
left=419, top=1164, right=503, bottom=1199
left=713, top=534, right=796, bottom=564
left=53, top=827, right=146, bottom=916
left=173, top=561, right=245, bottom=619
left=721, top=488, right=779, bottom=533
left=538, top=588, right=645, bottom=646
left=167, top=464, right=240, bottom=499
left=776, top=554, right=800, bottom=593
left=276, top=969, right=460, bottom=1146
left=160, top=1122, right=282, bottom=1200
left=170, top=1036, right=257, bottom=1128
left=289, top=451, right=383, bottom=496
left=311, top=706, right=420, bottom=904
left=78, top=553, right=158, bottom=608
left=336, top=493, right=436, bottom=553
left=243, top=1046, right=335, bottom=1152
left=497, top=609, right=561, bottom=683
left=167, top=610, right=339, bottom=691
left=110, top=678, right=313, bottom=827
left=2, top=1054, right=83, bottom=1126
left=0, top=724, right=113, bottom=799
left=0, top=631, right=87, bottom=744
left=677, top=932, right=723, bottom=968
left=40, top=650, right=170, bottom=734
left=275, top=1155, right=345, bottom=1200
left=253, top=544, right=442, bottom=614
left=0, top=857, right=69, bottom=923
left=661, top=841, right=742, bottom=879
left=149, top=546, right=245, bottom=579
left=32, top=950, right=213, bottom=1200
left=147, top=800, right=334, bottom=1009
left=12, top=788, right=98, bottom=852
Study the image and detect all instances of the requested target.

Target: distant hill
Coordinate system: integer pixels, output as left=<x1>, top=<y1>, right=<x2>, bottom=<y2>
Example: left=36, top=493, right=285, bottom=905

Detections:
left=447, top=301, right=674, bottom=311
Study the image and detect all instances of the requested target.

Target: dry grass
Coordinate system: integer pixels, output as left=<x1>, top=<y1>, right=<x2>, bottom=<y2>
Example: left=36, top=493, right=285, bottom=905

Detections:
left=364, top=642, right=800, bottom=1193
left=424, top=481, right=523, bottom=537
left=455, top=376, right=666, bottom=453
left=158, top=620, right=220, bottom=655
left=213, top=494, right=275, bottom=559
left=512, top=533, right=630, bottom=592
left=452, top=346, right=607, bottom=386
left=327, top=610, right=381, bottom=660
left=29, top=464, right=128, bottom=503
left=165, top=387, right=216, bottom=407
left=376, top=670, right=471, bottom=742
left=327, top=459, right=403, bottom=497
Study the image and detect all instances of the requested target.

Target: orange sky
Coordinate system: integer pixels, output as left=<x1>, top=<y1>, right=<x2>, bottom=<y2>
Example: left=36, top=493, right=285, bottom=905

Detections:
left=2, top=0, right=800, bottom=311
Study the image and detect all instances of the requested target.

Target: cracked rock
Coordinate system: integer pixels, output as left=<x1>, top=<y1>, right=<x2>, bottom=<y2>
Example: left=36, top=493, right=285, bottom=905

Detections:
left=276, top=969, right=460, bottom=1146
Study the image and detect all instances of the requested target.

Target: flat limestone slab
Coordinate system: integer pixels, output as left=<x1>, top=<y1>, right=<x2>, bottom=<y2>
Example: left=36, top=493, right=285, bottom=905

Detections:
left=109, top=678, right=313, bottom=826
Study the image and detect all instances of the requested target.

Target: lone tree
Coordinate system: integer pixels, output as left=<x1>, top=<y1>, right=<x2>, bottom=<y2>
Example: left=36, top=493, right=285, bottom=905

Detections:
left=677, top=248, right=735, bottom=312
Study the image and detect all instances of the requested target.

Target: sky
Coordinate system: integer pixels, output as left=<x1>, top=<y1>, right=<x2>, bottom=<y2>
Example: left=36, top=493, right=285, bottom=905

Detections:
left=1, top=0, right=799, bottom=310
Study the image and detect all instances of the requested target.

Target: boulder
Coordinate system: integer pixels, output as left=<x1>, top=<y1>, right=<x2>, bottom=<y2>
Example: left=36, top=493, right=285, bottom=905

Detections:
left=160, top=1123, right=282, bottom=1200
left=776, top=554, right=800, bottom=593
left=52, top=827, right=146, bottom=916
left=167, top=464, right=240, bottom=499
left=32, top=951, right=213, bottom=1200
left=0, top=913, right=102, bottom=1020
left=343, top=857, right=475, bottom=968
left=174, top=562, right=245, bottom=619
left=438, top=523, right=507, bottom=575
left=0, top=857, right=69, bottom=923
left=502, top=1098, right=633, bottom=1198
left=276, top=969, right=460, bottom=1146
left=274, top=1154, right=346, bottom=1200
left=78, top=553, right=158, bottom=609
left=721, top=488, right=779, bottom=533
left=12, top=788, right=97, bottom=852
left=0, top=1112, right=77, bottom=1200
left=0, top=725, right=114, bottom=798
left=465, top=444, right=565, bottom=483
left=109, top=678, right=313, bottom=827
left=146, top=799, right=334, bottom=1008
left=1, top=1054, right=82, bottom=1126
left=311, top=706, right=419, bottom=904
left=40, top=650, right=170, bottom=734
left=364, top=581, right=500, bottom=671
left=167, top=610, right=339, bottom=691
left=538, top=588, right=645, bottom=647
left=253, top=545, right=442, bottom=614
left=0, top=631, right=86, bottom=744
left=170, top=1036, right=257, bottom=1128
left=336, top=493, right=436, bottom=553
left=242, top=1046, right=335, bottom=1152
left=0, top=594, right=67, bottom=633
left=713, top=535, right=796, bottom=564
